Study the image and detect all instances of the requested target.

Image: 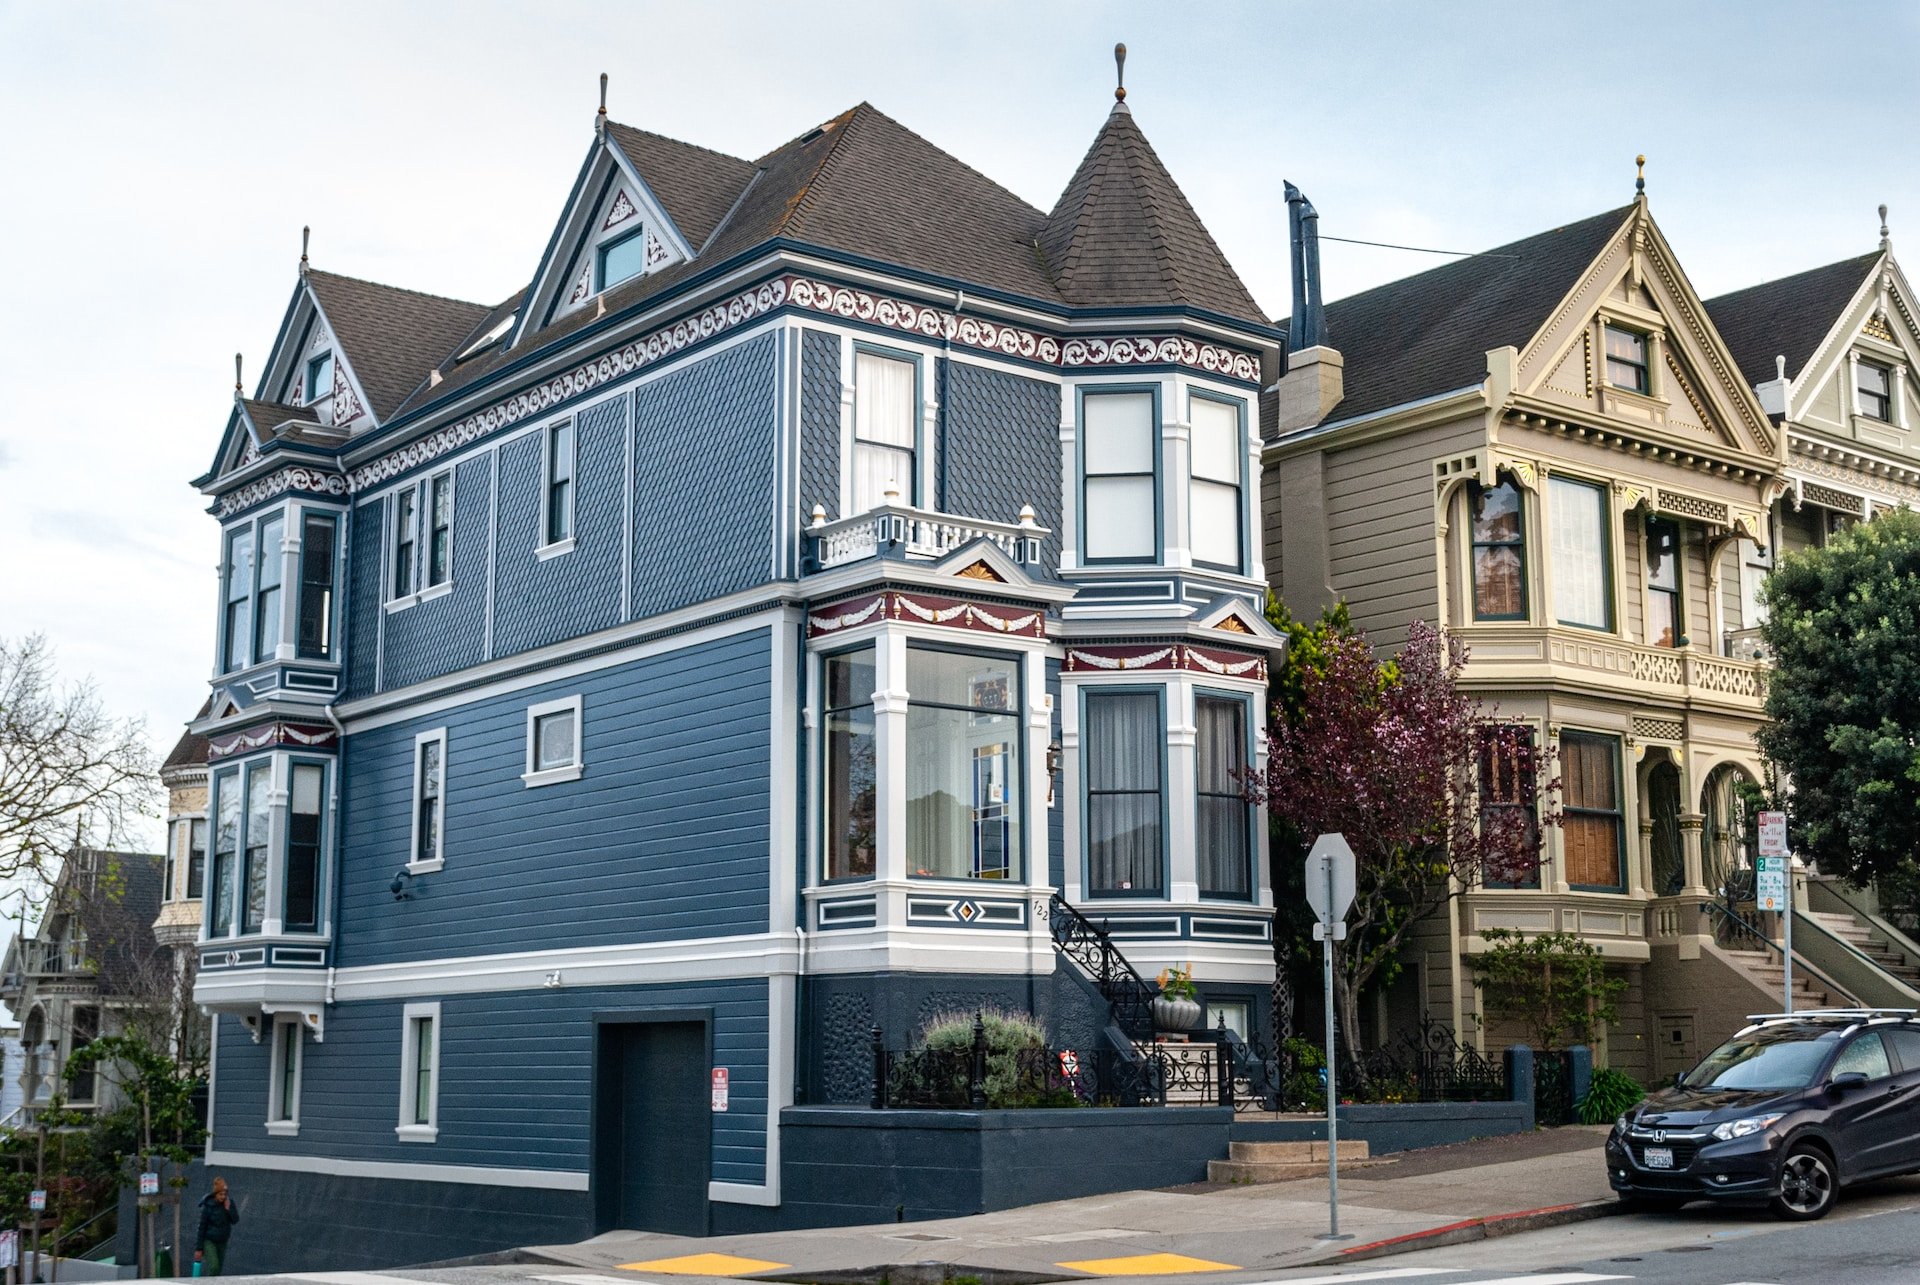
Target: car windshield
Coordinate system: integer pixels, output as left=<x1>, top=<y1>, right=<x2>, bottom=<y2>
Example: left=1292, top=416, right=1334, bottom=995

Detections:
left=1688, top=1029, right=1837, bottom=1090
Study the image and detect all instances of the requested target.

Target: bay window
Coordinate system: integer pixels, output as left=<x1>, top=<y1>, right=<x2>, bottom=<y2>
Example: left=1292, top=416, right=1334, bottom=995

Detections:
left=221, top=527, right=254, bottom=673
left=851, top=349, right=917, bottom=513
left=1081, top=389, right=1158, bottom=562
left=242, top=760, right=271, bottom=933
left=1478, top=725, right=1540, bottom=888
left=1189, top=394, right=1244, bottom=571
left=905, top=647, right=1021, bottom=880
left=285, top=763, right=324, bottom=932
left=1550, top=477, right=1612, bottom=630
left=1085, top=690, right=1165, bottom=896
left=252, top=514, right=284, bottom=663
left=1646, top=516, right=1682, bottom=648
left=823, top=649, right=877, bottom=880
left=1561, top=731, right=1625, bottom=891
left=209, top=768, right=239, bottom=936
left=1469, top=481, right=1527, bottom=621
left=1196, top=695, right=1251, bottom=898
left=297, top=514, right=337, bottom=659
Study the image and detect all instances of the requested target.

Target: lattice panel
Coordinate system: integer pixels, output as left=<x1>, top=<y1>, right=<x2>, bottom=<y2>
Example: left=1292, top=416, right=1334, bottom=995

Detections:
left=1655, top=489, right=1730, bottom=526
left=1801, top=483, right=1866, bottom=516
left=1631, top=715, right=1685, bottom=742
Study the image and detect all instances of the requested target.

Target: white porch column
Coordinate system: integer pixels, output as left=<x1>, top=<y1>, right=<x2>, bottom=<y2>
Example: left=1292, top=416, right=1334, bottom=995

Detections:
left=277, top=513, right=300, bottom=660
left=872, top=632, right=910, bottom=926
left=1166, top=679, right=1200, bottom=902
left=262, top=755, right=289, bottom=936
left=1164, top=378, right=1193, bottom=570
left=1057, top=398, right=1080, bottom=573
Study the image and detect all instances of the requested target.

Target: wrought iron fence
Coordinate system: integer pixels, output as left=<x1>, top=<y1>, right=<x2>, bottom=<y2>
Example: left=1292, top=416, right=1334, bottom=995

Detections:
left=1236, top=1017, right=1511, bottom=1112
left=1533, top=1048, right=1575, bottom=1126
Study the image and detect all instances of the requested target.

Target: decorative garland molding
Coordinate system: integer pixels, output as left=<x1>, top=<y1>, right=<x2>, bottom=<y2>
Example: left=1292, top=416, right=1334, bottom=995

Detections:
left=1064, top=644, right=1267, bottom=682
left=208, top=720, right=339, bottom=762
left=807, top=590, right=1048, bottom=641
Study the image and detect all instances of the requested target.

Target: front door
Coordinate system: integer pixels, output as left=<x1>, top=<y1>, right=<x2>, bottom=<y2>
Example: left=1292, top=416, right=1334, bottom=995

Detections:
left=596, top=1021, right=710, bottom=1235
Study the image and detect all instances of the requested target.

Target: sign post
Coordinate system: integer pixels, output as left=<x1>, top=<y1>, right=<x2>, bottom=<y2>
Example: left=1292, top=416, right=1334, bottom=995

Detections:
left=1758, top=811, right=1791, bottom=1012
left=1306, top=833, right=1356, bottom=1241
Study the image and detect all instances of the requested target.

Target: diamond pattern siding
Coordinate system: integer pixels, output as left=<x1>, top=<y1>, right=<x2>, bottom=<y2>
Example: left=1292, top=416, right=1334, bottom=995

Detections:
left=345, top=498, right=383, bottom=700
left=631, top=333, right=779, bottom=619
left=944, top=360, right=1063, bottom=569
left=799, top=328, right=842, bottom=522
left=381, top=455, right=491, bottom=690
left=492, top=397, right=628, bottom=657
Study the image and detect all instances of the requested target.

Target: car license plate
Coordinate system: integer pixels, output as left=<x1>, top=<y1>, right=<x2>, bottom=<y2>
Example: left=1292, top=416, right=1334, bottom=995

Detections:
left=1644, top=1146, right=1674, bottom=1169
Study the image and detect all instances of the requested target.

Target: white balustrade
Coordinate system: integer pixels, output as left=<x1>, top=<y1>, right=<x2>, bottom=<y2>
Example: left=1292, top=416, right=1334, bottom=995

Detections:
left=807, top=502, right=1050, bottom=571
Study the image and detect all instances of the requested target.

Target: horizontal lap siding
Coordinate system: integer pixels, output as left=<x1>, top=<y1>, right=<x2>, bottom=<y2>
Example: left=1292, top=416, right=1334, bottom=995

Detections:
left=335, top=628, right=772, bottom=967
left=212, top=977, right=770, bottom=1182
left=1324, top=422, right=1479, bottom=645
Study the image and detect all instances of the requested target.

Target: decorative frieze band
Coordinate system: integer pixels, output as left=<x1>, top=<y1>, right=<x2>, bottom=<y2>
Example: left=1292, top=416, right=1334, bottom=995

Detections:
left=218, top=273, right=1262, bottom=517
left=1064, top=644, right=1267, bottom=682
left=217, top=467, right=349, bottom=516
left=807, top=590, right=1047, bottom=641
left=208, top=720, right=339, bottom=762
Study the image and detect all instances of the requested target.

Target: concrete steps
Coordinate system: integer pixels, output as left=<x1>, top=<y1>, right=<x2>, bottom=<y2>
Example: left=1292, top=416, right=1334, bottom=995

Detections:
left=1809, top=911, right=1920, bottom=986
left=1207, top=1138, right=1383, bottom=1184
left=1723, top=947, right=1831, bottom=1008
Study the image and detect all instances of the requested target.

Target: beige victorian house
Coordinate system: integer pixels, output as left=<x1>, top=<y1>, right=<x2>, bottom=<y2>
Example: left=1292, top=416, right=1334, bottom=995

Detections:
left=153, top=709, right=211, bottom=1063
left=1264, top=188, right=1799, bottom=1081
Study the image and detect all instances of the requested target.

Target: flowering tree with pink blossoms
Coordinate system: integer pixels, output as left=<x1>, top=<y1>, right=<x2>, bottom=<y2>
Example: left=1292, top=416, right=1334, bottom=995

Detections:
left=1250, top=618, right=1558, bottom=1057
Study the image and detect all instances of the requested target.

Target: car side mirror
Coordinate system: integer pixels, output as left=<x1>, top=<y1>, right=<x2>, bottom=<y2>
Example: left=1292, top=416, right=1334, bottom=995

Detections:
left=1673, top=1071, right=1687, bottom=1088
left=1830, top=1071, right=1869, bottom=1093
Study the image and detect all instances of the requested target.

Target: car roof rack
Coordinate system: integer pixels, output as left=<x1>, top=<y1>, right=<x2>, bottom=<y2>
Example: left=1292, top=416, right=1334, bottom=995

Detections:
left=1745, top=1008, right=1919, bottom=1023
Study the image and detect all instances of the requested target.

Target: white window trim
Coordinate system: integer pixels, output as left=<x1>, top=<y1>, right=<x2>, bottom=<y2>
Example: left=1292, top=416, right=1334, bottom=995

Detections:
left=396, top=1001, right=441, bottom=1143
left=523, top=695, right=585, bottom=787
left=409, top=728, right=448, bottom=875
left=537, top=419, right=577, bottom=559
left=424, top=468, right=456, bottom=590
left=266, top=1016, right=303, bottom=1136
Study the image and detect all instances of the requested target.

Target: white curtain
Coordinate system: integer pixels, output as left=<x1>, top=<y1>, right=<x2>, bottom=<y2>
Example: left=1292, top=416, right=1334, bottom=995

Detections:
left=1195, top=697, right=1250, bottom=897
left=1550, top=477, right=1610, bottom=629
left=1083, top=392, right=1156, bottom=559
left=853, top=352, right=916, bottom=512
left=1086, top=691, right=1163, bottom=894
left=1189, top=397, right=1242, bottom=568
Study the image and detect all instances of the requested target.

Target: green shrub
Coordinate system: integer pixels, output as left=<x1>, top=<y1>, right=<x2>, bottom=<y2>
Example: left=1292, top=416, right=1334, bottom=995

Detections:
left=918, top=1009, right=1074, bottom=1107
left=1577, top=1066, right=1644, bottom=1124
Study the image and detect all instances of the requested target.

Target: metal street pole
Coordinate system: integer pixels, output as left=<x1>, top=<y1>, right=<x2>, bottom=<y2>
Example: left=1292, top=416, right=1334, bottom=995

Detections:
left=1784, top=875, right=1794, bottom=1015
left=1321, top=852, right=1344, bottom=1241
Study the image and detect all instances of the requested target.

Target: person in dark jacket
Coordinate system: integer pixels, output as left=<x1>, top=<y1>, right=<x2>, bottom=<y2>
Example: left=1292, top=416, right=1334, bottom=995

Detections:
left=194, top=1177, right=239, bottom=1276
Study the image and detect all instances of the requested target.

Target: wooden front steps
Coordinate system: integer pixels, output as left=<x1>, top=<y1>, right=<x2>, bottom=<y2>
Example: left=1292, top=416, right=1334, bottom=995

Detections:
left=1207, top=1138, right=1385, bottom=1184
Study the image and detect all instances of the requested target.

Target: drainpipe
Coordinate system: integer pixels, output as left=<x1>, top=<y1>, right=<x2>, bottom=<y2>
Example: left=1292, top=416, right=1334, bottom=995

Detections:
left=322, top=498, right=353, bottom=1012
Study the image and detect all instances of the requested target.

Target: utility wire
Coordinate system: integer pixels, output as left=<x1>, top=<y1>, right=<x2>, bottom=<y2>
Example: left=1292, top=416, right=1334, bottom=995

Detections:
left=1318, top=233, right=1520, bottom=260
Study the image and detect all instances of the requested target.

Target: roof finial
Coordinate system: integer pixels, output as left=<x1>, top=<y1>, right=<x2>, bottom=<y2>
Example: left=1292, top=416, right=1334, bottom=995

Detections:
left=1114, top=43, right=1127, bottom=105
left=234, top=352, right=244, bottom=396
left=300, top=225, right=310, bottom=274
left=1635, top=154, right=1646, bottom=197
left=1880, top=203, right=1891, bottom=251
left=597, top=73, right=608, bottom=135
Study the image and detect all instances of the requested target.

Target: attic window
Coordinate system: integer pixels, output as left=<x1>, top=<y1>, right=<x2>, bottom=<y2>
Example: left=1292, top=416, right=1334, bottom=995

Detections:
left=453, top=314, right=516, bottom=365
left=1858, top=359, right=1892, bottom=421
left=305, top=352, right=334, bottom=403
left=1603, top=327, right=1648, bottom=394
left=596, top=229, right=648, bottom=292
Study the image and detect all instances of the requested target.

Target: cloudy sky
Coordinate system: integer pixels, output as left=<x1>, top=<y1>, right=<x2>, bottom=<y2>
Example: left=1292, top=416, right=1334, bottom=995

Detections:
left=1, top=0, right=1915, bottom=848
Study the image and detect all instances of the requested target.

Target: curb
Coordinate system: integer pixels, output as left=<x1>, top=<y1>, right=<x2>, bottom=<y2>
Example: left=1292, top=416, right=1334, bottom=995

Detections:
left=1300, top=1198, right=1628, bottom=1266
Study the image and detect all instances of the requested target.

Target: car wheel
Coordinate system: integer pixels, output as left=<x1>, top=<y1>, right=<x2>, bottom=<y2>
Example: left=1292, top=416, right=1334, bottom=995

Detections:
left=1771, top=1143, right=1838, bottom=1221
left=1619, top=1192, right=1688, bottom=1213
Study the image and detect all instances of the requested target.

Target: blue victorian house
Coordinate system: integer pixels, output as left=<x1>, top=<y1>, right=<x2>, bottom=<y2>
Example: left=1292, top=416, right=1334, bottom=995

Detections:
left=189, top=73, right=1281, bottom=1264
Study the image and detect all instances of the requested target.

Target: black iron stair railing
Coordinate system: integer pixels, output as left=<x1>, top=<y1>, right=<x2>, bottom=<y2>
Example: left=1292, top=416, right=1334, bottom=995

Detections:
left=1047, top=891, right=1160, bottom=1041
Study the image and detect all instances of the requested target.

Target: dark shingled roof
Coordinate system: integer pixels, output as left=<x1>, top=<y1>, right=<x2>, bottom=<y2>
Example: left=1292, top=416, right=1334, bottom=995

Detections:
left=1038, top=104, right=1264, bottom=323
left=1704, top=251, right=1881, bottom=389
left=605, top=123, right=761, bottom=251
left=304, top=270, right=493, bottom=420
left=1295, top=205, right=1635, bottom=426
left=161, top=698, right=211, bottom=775
left=238, top=398, right=345, bottom=451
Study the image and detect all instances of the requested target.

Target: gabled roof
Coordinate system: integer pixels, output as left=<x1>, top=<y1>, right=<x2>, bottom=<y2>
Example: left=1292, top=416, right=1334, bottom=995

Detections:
left=1038, top=103, right=1264, bottom=323
left=604, top=123, right=760, bottom=252
left=1703, top=251, right=1882, bottom=389
left=1297, top=205, right=1635, bottom=424
left=161, top=699, right=212, bottom=776
left=304, top=270, right=493, bottom=420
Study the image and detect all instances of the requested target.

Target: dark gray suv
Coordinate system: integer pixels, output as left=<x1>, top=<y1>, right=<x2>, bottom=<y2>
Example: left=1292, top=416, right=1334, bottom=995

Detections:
left=1606, top=1009, right=1920, bottom=1220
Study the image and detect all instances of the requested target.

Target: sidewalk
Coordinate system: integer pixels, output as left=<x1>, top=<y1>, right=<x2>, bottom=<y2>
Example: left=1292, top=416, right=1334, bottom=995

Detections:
left=523, top=1126, right=1615, bottom=1284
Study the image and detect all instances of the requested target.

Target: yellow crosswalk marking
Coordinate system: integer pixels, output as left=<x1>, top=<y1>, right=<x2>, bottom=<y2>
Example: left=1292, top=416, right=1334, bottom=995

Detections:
left=1055, top=1252, right=1240, bottom=1275
left=616, top=1252, right=792, bottom=1276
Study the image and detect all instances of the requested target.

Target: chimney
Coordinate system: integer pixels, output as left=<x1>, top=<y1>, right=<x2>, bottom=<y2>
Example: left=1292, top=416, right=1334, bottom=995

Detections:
left=1273, top=181, right=1343, bottom=433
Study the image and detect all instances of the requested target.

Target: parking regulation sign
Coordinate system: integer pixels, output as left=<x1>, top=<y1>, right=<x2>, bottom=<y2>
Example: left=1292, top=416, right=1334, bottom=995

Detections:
left=1757, top=856, right=1788, bottom=911
left=1758, top=811, right=1788, bottom=858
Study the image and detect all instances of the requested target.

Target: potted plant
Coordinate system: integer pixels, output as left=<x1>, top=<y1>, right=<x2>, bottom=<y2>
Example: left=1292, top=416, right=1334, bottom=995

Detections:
left=1152, top=963, right=1202, bottom=1032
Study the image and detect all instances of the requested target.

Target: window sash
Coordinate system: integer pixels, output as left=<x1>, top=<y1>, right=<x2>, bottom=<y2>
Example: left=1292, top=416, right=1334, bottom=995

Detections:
left=415, top=740, right=443, bottom=865
left=902, top=647, right=1022, bottom=882
left=1195, top=697, right=1250, bottom=898
left=427, top=473, right=452, bottom=587
left=1469, top=482, right=1528, bottom=621
left=412, top=1017, right=435, bottom=1124
left=274, top=1022, right=299, bottom=1122
left=297, top=515, right=336, bottom=659
left=306, top=352, right=333, bottom=404
left=253, top=515, right=284, bottom=663
left=242, top=762, right=271, bottom=933
left=286, top=763, right=323, bottom=933
left=1859, top=361, right=1893, bottom=420
left=824, top=649, right=878, bottom=881
left=1560, top=732, right=1624, bottom=890
left=1549, top=478, right=1612, bottom=630
left=393, top=490, right=418, bottom=598
left=1604, top=326, right=1648, bottom=393
left=188, top=819, right=207, bottom=900
left=1083, top=391, right=1158, bottom=563
left=164, top=820, right=180, bottom=903
left=597, top=229, right=646, bottom=291
left=223, top=529, right=254, bottom=672
left=210, top=770, right=239, bottom=936
left=546, top=422, right=575, bottom=545
left=534, top=711, right=576, bottom=771
left=1085, top=691, right=1164, bottom=896
left=1191, top=478, right=1243, bottom=570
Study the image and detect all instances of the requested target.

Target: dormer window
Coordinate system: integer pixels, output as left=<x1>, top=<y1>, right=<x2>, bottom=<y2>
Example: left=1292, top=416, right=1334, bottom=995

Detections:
left=1604, top=326, right=1648, bottom=394
left=1858, top=359, right=1893, bottom=421
left=305, top=352, right=334, bottom=404
left=596, top=228, right=648, bottom=292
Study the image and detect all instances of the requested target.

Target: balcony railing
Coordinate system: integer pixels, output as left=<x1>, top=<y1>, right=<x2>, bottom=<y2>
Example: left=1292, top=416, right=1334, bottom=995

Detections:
left=1457, top=626, right=1767, bottom=709
left=1723, top=626, right=1769, bottom=662
left=806, top=500, right=1050, bottom=573
left=11, top=941, right=89, bottom=978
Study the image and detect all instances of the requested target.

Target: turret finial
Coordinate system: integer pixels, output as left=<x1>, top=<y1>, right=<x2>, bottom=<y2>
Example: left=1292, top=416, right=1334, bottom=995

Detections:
left=300, top=225, right=310, bottom=274
left=1635, top=154, right=1646, bottom=196
left=1881, top=203, right=1891, bottom=250
left=1114, top=43, right=1127, bottom=103
left=234, top=352, right=244, bottom=395
left=597, top=73, right=608, bottom=134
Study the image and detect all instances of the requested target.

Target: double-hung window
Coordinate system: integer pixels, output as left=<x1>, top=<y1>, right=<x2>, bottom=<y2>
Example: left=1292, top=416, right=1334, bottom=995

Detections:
left=397, top=1003, right=440, bottom=1141
left=267, top=1018, right=302, bottom=1134
left=209, top=768, right=239, bottom=936
left=1081, top=390, right=1157, bottom=562
left=305, top=351, right=333, bottom=405
left=524, top=696, right=583, bottom=787
left=1195, top=695, right=1251, bottom=898
left=545, top=421, right=576, bottom=547
left=851, top=350, right=917, bottom=514
left=1646, top=517, right=1682, bottom=648
left=412, top=730, right=447, bottom=870
left=1189, top=395, right=1244, bottom=571
left=67, top=1007, right=98, bottom=1103
left=1604, top=326, right=1649, bottom=393
left=1561, top=731, right=1625, bottom=891
left=597, top=228, right=646, bottom=292
left=1550, top=477, right=1612, bottom=631
left=1478, top=725, right=1540, bottom=888
left=241, top=760, right=271, bottom=933
left=1858, top=359, right=1893, bottom=421
left=1085, top=690, right=1165, bottom=896
left=252, top=514, right=284, bottom=663
left=222, top=527, right=255, bottom=673
left=164, top=821, right=180, bottom=903
left=187, top=818, right=207, bottom=900
left=297, top=514, right=337, bottom=658
left=285, top=763, right=323, bottom=933
left=392, top=488, right=418, bottom=599
left=1469, top=481, right=1527, bottom=620
left=823, top=649, right=878, bottom=880
left=427, top=472, right=453, bottom=587
left=903, top=647, right=1022, bottom=881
